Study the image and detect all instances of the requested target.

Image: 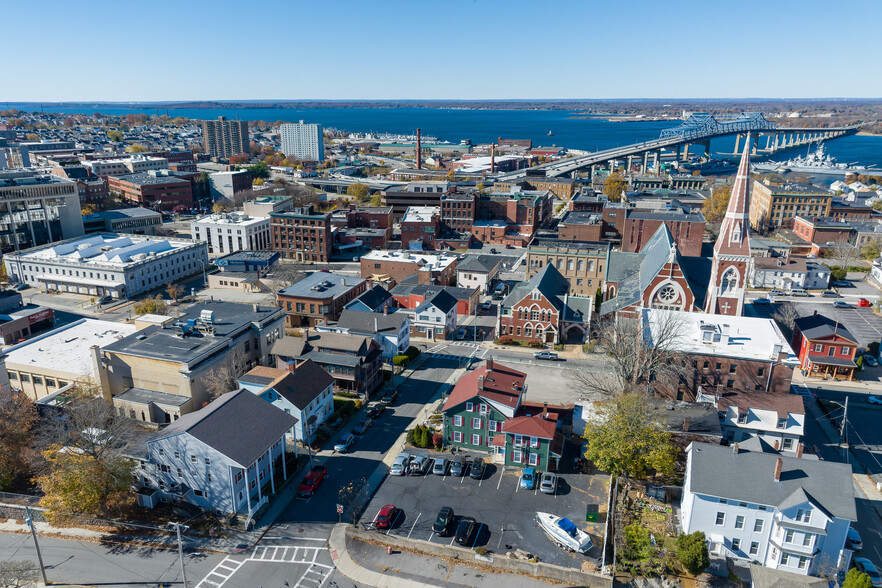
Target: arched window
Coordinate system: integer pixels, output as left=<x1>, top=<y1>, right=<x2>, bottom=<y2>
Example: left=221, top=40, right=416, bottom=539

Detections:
left=721, top=268, right=738, bottom=295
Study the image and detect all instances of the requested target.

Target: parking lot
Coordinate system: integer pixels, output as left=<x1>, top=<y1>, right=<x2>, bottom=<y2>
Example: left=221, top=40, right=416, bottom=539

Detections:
left=362, top=442, right=608, bottom=569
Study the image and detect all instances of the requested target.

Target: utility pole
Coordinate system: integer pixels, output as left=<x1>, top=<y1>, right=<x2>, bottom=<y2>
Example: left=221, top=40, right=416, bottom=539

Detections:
left=840, top=396, right=848, bottom=439
left=25, top=508, right=48, bottom=585
left=168, top=522, right=189, bottom=588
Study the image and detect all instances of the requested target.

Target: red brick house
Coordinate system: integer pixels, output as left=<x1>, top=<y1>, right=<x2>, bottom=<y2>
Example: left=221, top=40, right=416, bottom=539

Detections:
left=497, top=264, right=593, bottom=345
left=621, top=209, right=705, bottom=257
left=792, top=313, right=859, bottom=380
left=401, top=206, right=441, bottom=250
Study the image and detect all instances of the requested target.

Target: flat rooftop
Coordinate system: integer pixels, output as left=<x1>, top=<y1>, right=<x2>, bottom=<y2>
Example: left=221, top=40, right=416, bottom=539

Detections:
left=559, top=210, right=602, bottom=225
left=5, top=318, right=136, bottom=377
left=192, top=212, right=268, bottom=227
left=8, top=234, right=202, bottom=269
left=643, top=309, right=796, bottom=363
left=216, top=250, right=279, bottom=264
left=113, top=173, right=189, bottom=187
left=361, top=249, right=457, bottom=269
left=90, top=207, right=161, bottom=221
left=528, top=238, right=610, bottom=253
left=402, top=206, right=440, bottom=223
left=277, top=271, right=365, bottom=299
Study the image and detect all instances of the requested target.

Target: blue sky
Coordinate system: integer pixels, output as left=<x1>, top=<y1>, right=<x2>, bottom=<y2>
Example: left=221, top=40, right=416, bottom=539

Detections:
left=5, top=0, right=881, bottom=101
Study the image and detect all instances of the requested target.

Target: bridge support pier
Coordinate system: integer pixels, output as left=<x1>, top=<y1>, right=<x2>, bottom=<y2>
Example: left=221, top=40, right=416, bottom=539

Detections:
left=702, top=140, right=711, bottom=158
left=752, top=134, right=759, bottom=155
left=643, top=151, right=649, bottom=174
left=653, top=151, right=659, bottom=175
left=733, top=134, right=740, bottom=154
left=627, top=155, right=633, bottom=172
left=682, top=143, right=690, bottom=161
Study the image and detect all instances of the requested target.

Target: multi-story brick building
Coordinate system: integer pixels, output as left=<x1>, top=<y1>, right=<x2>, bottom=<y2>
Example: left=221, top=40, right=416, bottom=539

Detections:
left=569, top=188, right=606, bottom=212
left=107, top=171, right=194, bottom=212
left=440, top=192, right=476, bottom=233
left=749, top=180, right=832, bottom=233
left=344, top=204, right=393, bottom=230
left=621, top=209, right=706, bottom=257
left=270, top=205, right=332, bottom=263
left=360, top=250, right=457, bottom=286
left=557, top=210, right=603, bottom=241
left=526, top=239, right=609, bottom=298
left=275, top=271, right=367, bottom=328
left=791, top=216, right=851, bottom=244
left=401, top=206, right=441, bottom=250
left=494, top=172, right=576, bottom=200
left=498, top=264, right=593, bottom=345
left=50, top=165, right=110, bottom=210
left=441, top=358, right=569, bottom=470
left=644, top=309, right=797, bottom=401
left=382, top=181, right=450, bottom=217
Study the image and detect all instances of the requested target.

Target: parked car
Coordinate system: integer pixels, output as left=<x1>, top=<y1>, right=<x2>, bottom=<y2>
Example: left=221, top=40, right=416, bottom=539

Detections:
left=864, top=355, right=879, bottom=367
left=833, top=280, right=853, bottom=288
left=14, top=283, right=28, bottom=291
left=489, top=248, right=499, bottom=254
left=854, top=558, right=882, bottom=587
left=408, top=454, right=431, bottom=475
left=297, top=465, right=328, bottom=497
left=334, top=433, right=355, bottom=453
left=540, top=472, right=558, bottom=495
left=821, top=290, right=841, bottom=298
left=848, top=527, right=864, bottom=550
left=753, top=298, right=772, bottom=306
left=455, top=328, right=467, bottom=340
left=375, top=504, right=398, bottom=530
left=868, top=396, right=882, bottom=405
left=97, top=295, right=113, bottom=304
left=790, top=288, right=811, bottom=297
left=833, top=300, right=851, bottom=308
left=469, top=457, right=485, bottom=480
left=519, top=467, right=537, bottom=490
left=859, top=298, right=872, bottom=307
left=534, top=351, right=559, bottom=361
left=450, top=456, right=467, bottom=477
left=381, top=389, right=398, bottom=405
left=432, top=457, right=449, bottom=476
left=454, top=516, right=478, bottom=545
left=368, top=404, right=386, bottom=419
left=482, top=301, right=492, bottom=310
left=352, top=419, right=372, bottom=436
left=390, top=452, right=411, bottom=476
left=769, top=289, right=786, bottom=296
left=432, top=506, right=455, bottom=536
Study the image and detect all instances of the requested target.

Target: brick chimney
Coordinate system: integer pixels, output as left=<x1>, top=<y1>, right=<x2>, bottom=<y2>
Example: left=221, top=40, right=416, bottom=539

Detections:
left=774, top=457, right=783, bottom=482
left=774, top=440, right=780, bottom=451
left=542, top=402, right=548, bottom=420
left=732, top=442, right=739, bottom=454
left=682, top=417, right=690, bottom=432
left=796, top=442, right=803, bottom=458
left=477, top=376, right=484, bottom=391
left=383, top=305, right=388, bottom=315
left=416, top=128, right=422, bottom=170
left=486, top=357, right=494, bottom=371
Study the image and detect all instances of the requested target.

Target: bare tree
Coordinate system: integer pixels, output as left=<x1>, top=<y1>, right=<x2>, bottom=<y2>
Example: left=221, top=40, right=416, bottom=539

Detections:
left=203, top=350, right=245, bottom=402
left=0, top=561, right=38, bottom=588
left=772, top=301, right=801, bottom=339
left=263, top=262, right=305, bottom=306
left=338, top=476, right=372, bottom=527
left=826, top=240, right=860, bottom=270
left=570, top=312, right=690, bottom=400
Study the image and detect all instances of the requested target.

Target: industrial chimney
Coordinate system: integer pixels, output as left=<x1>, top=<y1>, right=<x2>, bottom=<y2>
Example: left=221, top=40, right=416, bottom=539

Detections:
left=490, top=144, right=496, bottom=174
left=416, top=128, right=422, bottom=170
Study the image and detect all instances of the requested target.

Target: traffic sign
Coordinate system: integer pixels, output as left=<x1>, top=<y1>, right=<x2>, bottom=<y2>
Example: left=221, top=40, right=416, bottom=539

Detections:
left=336, top=504, right=344, bottom=514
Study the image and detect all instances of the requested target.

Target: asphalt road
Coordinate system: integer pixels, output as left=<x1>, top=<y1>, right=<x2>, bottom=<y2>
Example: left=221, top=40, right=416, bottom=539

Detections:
left=0, top=532, right=222, bottom=588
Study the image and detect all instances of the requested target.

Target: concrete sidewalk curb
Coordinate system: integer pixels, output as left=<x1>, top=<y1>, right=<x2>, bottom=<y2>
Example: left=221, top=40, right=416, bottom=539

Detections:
left=329, top=523, right=443, bottom=588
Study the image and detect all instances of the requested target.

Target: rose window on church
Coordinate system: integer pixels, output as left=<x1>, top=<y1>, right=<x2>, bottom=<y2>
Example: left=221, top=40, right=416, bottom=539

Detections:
left=658, top=286, right=676, bottom=301
left=652, top=284, right=683, bottom=311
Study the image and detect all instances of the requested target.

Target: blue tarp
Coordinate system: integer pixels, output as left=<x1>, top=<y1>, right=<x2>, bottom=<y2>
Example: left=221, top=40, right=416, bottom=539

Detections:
left=557, top=517, right=578, bottom=538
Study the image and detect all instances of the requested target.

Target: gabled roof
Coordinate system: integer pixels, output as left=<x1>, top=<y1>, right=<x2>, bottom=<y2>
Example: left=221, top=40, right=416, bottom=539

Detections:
left=345, top=285, right=392, bottom=312
left=270, top=336, right=308, bottom=358
left=416, top=289, right=458, bottom=314
left=794, top=314, right=857, bottom=344
left=442, top=360, right=525, bottom=412
left=266, top=359, right=335, bottom=410
left=687, top=442, right=856, bottom=521
left=151, top=389, right=298, bottom=468
left=717, top=389, right=804, bottom=419
left=501, top=263, right=569, bottom=310
left=502, top=414, right=557, bottom=439
left=456, top=254, right=502, bottom=274
left=335, top=308, right=407, bottom=335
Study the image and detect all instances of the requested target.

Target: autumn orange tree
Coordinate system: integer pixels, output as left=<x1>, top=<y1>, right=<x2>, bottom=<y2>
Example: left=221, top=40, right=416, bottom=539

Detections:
left=0, top=390, right=38, bottom=491
left=702, top=185, right=732, bottom=224
left=603, top=172, right=628, bottom=202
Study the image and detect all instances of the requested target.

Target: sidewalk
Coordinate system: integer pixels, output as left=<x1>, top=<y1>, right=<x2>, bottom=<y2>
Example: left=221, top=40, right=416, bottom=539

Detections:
left=328, top=524, right=564, bottom=588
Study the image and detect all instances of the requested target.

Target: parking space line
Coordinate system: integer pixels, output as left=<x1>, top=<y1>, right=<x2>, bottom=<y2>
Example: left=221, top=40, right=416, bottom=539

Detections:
left=497, top=466, right=506, bottom=490
left=450, top=534, right=456, bottom=546
left=471, top=524, right=481, bottom=549
left=428, top=531, right=436, bottom=542
left=407, top=513, right=422, bottom=539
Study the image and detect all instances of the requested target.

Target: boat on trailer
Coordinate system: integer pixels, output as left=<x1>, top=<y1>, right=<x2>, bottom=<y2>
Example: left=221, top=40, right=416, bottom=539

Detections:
left=535, top=512, right=594, bottom=553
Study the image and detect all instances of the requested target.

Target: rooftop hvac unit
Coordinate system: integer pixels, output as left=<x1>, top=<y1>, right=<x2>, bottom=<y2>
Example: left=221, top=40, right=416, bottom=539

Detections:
left=200, top=309, right=214, bottom=324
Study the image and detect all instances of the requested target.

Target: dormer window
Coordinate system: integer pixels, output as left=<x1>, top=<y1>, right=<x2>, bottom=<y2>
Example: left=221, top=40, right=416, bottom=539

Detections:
left=795, top=508, right=810, bottom=523
left=737, top=413, right=748, bottom=424
left=776, top=418, right=787, bottom=429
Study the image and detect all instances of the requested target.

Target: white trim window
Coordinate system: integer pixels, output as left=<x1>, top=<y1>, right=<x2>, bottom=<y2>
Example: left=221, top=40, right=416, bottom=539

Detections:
left=488, top=420, right=498, bottom=432
left=530, top=436, right=539, bottom=448
left=529, top=453, right=538, bottom=466
left=453, top=431, right=462, bottom=443
left=479, top=403, right=488, bottom=414
left=471, top=417, right=482, bottom=429
left=512, top=450, right=523, bottom=463
left=466, top=402, right=474, bottom=412
left=514, top=434, right=524, bottom=446
left=454, top=415, right=463, bottom=427
left=471, top=434, right=481, bottom=445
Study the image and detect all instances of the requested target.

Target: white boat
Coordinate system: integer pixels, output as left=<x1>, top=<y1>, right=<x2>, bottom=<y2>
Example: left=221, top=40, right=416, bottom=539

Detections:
left=535, top=512, right=594, bottom=553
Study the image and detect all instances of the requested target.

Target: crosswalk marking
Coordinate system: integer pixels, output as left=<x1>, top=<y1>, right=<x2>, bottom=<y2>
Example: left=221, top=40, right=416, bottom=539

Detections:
left=196, top=544, right=334, bottom=588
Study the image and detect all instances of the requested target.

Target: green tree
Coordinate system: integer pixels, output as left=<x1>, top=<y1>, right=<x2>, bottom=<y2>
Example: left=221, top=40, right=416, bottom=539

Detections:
left=132, top=295, right=168, bottom=316
left=842, top=567, right=873, bottom=588
left=602, top=172, right=628, bottom=202
left=346, top=183, right=369, bottom=201
left=106, top=130, right=123, bottom=142
left=0, top=390, right=38, bottom=491
left=702, top=185, right=732, bottom=224
left=369, top=194, right=383, bottom=207
left=246, top=161, right=270, bottom=179
left=583, top=392, right=677, bottom=478
left=674, top=531, right=710, bottom=576
left=594, top=287, right=603, bottom=313
left=125, top=144, right=148, bottom=153
left=860, top=239, right=881, bottom=261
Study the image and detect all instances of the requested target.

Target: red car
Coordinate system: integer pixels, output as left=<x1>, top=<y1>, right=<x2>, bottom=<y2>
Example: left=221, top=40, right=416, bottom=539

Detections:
left=297, top=465, right=327, bottom=497
left=375, top=504, right=398, bottom=529
left=858, top=298, right=872, bottom=308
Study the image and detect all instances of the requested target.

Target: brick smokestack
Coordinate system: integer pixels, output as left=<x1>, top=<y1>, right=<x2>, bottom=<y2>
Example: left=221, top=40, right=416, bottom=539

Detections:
left=491, top=144, right=496, bottom=174
left=416, top=128, right=422, bottom=170
left=774, top=457, right=783, bottom=481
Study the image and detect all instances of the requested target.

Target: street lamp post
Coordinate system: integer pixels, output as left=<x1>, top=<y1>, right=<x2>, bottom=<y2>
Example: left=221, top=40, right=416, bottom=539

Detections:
left=25, top=508, right=48, bottom=586
left=196, top=259, right=207, bottom=288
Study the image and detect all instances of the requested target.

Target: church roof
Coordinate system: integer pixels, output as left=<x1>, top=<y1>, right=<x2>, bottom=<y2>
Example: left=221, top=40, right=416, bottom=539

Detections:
left=714, top=139, right=752, bottom=257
